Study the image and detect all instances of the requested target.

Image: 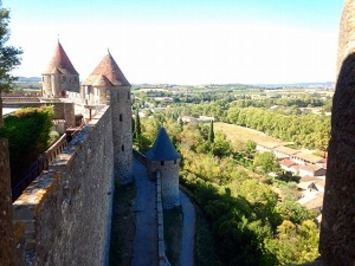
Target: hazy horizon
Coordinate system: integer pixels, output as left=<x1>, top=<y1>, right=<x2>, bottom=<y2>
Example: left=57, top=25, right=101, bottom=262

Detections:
left=4, top=0, right=343, bottom=85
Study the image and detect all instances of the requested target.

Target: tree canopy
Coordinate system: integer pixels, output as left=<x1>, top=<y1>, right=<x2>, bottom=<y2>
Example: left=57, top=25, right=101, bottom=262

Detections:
left=0, top=2, right=22, bottom=125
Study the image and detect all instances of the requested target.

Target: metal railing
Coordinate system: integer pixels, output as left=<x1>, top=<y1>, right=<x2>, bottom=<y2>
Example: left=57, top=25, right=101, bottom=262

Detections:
left=11, top=134, right=68, bottom=201
left=11, top=124, right=84, bottom=201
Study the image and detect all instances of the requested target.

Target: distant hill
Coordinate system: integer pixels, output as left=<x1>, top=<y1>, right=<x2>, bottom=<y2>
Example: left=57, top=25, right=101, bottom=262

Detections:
left=256, top=82, right=335, bottom=89
left=15, top=76, right=41, bottom=83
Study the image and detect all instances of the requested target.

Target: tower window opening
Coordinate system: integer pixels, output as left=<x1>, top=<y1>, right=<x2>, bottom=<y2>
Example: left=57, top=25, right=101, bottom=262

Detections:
left=121, top=145, right=124, bottom=152
left=161, top=161, right=165, bottom=166
left=119, top=114, right=122, bottom=122
left=174, top=160, right=177, bottom=164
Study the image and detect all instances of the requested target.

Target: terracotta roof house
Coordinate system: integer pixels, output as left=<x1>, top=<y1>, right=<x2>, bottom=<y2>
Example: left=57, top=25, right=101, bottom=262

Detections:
left=273, top=146, right=299, bottom=159
left=256, top=142, right=282, bottom=153
left=299, top=164, right=326, bottom=177
left=301, top=193, right=324, bottom=211
left=291, top=152, right=323, bottom=165
left=279, top=158, right=297, bottom=173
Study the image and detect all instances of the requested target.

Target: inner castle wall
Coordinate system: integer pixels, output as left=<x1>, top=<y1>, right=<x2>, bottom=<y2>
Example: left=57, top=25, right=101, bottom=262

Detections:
left=12, top=106, right=114, bottom=265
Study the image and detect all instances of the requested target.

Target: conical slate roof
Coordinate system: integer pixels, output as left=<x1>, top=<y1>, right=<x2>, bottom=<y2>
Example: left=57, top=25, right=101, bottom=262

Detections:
left=43, top=41, right=79, bottom=75
left=147, top=127, right=180, bottom=161
left=83, top=52, right=130, bottom=86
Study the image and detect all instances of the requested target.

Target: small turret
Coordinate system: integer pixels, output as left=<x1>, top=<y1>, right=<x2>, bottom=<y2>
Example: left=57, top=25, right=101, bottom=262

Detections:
left=42, top=41, right=80, bottom=98
left=147, top=127, right=180, bottom=209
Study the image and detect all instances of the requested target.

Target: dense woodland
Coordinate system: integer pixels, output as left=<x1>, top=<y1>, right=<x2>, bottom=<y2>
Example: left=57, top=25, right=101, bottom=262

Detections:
left=133, top=86, right=329, bottom=265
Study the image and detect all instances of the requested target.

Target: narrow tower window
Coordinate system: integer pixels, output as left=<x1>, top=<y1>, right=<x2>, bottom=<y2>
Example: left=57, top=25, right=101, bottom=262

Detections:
left=121, top=145, right=124, bottom=152
left=161, top=161, right=165, bottom=166
left=119, top=114, right=123, bottom=122
left=127, top=92, right=130, bottom=100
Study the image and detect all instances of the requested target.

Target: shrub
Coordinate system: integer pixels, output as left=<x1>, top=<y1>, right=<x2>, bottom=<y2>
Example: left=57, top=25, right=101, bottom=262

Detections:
left=0, top=106, right=54, bottom=184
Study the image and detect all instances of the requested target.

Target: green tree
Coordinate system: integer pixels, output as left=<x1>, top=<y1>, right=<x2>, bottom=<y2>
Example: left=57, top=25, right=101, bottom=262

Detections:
left=252, top=152, right=280, bottom=174
left=212, top=132, right=231, bottom=157
left=134, top=107, right=142, bottom=149
left=208, top=120, right=215, bottom=143
left=275, top=200, right=315, bottom=224
left=0, top=3, right=22, bottom=126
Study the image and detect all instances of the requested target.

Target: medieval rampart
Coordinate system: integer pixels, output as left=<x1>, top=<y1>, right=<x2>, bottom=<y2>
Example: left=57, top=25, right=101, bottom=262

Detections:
left=320, top=0, right=355, bottom=264
left=12, top=106, right=114, bottom=265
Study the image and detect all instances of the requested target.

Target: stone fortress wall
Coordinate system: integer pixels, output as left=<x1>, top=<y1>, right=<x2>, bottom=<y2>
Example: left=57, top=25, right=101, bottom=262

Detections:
left=320, top=0, right=355, bottom=264
left=10, top=106, right=114, bottom=265
left=1, top=42, right=136, bottom=265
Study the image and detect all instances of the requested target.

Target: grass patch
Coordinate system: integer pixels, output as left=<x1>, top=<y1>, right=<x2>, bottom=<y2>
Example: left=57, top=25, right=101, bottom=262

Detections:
left=109, top=182, right=136, bottom=266
left=214, top=122, right=284, bottom=150
left=164, top=206, right=182, bottom=265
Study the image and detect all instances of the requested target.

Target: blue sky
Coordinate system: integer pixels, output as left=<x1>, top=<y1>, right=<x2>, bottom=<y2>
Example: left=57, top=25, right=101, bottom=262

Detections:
left=3, top=0, right=344, bottom=84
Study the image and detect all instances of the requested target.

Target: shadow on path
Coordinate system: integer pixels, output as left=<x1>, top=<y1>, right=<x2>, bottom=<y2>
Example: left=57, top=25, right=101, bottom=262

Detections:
left=131, top=159, right=157, bottom=266
left=180, top=190, right=196, bottom=266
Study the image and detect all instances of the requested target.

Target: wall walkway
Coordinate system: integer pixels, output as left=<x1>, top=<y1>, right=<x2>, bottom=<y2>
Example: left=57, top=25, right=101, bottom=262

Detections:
left=131, top=159, right=158, bottom=266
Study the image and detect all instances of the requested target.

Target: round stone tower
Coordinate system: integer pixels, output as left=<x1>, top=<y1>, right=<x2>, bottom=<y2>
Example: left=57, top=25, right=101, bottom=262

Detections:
left=42, top=41, right=80, bottom=98
left=147, top=127, right=180, bottom=209
left=83, top=51, right=133, bottom=184
left=320, top=0, right=355, bottom=264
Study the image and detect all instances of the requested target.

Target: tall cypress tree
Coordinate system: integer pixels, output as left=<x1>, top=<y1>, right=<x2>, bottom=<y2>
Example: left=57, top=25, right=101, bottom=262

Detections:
left=208, top=120, right=215, bottom=143
left=134, top=107, right=142, bottom=149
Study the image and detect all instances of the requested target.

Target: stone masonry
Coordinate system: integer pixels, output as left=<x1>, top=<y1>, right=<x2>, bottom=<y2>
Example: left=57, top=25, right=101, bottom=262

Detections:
left=0, top=42, right=135, bottom=264
left=82, top=52, right=133, bottom=184
left=12, top=106, right=114, bottom=265
left=147, top=127, right=180, bottom=209
left=0, top=139, right=15, bottom=265
left=320, top=0, right=355, bottom=264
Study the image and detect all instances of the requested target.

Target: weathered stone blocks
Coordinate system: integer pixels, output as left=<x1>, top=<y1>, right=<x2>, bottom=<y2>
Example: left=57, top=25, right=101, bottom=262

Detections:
left=320, top=0, right=355, bottom=265
left=12, top=106, right=115, bottom=265
left=0, top=139, right=16, bottom=265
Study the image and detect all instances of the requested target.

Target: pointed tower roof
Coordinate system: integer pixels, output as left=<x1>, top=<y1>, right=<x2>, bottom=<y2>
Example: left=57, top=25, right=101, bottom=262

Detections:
left=43, top=41, right=79, bottom=75
left=92, top=74, right=112, bottom=87
left=83, top=52, right=130, bottom=86
left=147, top=127, right=180, bottom=161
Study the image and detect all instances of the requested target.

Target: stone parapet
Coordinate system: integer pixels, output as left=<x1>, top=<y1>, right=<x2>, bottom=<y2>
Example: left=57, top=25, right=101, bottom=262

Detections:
left=336, top=0, right=355, bottom=77
left=0, top=139, right=19, bottom=265
left=156, top=171, right=171, bottom=266
left=12, top=106, right=115, bottom=265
